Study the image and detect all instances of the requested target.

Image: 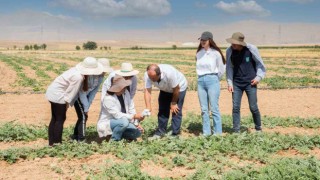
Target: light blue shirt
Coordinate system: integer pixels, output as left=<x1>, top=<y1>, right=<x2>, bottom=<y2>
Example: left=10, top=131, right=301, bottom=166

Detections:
left=79, top=75, right=103, bottom=112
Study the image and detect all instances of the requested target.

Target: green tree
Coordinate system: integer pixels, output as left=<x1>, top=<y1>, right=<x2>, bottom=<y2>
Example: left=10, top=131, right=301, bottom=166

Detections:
left=33, top=44, right=39, bottom=50
left=82, top=41, right=97, bottom=50
left=172, top=45, right=177, bottom=50
left=41, top=44, right=47, bottom=50
left=13, top=45, right=17, bottom=50
left=24, top=45, right=30, bottom=50
left=29, top=45, right=33, bottom=50
left=76, top=45, right=81, bottom=50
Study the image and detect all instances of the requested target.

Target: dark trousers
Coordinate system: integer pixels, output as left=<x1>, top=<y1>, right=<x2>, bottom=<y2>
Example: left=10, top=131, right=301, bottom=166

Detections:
left=48, top=101, right=67, bottom=146
left=232, top=84, right=262, bottom=132
left=155, top=90, right=186, bottom=136
left=73, top=99, right=88, bottom=141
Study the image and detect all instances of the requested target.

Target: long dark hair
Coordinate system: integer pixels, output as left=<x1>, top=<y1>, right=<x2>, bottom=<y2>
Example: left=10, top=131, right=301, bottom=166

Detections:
left=82, top=75, right=89, bottom=91
left=196, top=39, right=226, bottom=64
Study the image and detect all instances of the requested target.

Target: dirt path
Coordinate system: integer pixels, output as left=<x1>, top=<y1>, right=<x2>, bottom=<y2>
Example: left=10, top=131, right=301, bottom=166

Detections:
left=254, top=127, right=320, bottom=136
left=0, top=154, right=121, bottom=180
left=0, top=61, right=17, bottom=91
left=0, top=139, right=47, bottom=151
left=0, top=88, right=319, bottom=126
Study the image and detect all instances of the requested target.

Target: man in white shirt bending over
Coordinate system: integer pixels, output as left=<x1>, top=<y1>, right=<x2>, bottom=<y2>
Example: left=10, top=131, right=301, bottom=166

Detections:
left=144, top=64, right=188, bottom=139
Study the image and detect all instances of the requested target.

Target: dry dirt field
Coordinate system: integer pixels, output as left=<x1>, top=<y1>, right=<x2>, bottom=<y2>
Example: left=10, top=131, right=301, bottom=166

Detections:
left=0, top=47, right=319, bottom=179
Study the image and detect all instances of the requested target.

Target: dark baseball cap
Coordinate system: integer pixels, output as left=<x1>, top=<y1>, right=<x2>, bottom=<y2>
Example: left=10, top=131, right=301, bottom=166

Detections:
left=198, top=31, right=213, bottom=40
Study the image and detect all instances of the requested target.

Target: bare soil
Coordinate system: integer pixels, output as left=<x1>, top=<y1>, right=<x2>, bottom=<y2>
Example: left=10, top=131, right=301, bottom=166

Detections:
left=0, top=88, right=319, bottom=127
left=0, top=61, right=17, bottom=91
left=140, top=160, right=196, bottom=179
left=0, top=154, right=121, bottom=180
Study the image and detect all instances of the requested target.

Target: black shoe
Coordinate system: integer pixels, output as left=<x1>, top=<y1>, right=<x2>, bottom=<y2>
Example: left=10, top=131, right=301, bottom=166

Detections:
left=70, top=135, right=78, bottom=141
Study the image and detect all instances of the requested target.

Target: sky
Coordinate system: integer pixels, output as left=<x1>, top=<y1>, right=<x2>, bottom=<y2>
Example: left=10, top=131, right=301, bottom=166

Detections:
left=0, top=0, right=319, bottom=45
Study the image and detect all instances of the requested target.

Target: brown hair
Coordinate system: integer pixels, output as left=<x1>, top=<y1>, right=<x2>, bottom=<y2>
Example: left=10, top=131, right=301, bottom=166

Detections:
left=82, top=75, right=89, bottom=91
left=196, top=39, right=226, bottom=64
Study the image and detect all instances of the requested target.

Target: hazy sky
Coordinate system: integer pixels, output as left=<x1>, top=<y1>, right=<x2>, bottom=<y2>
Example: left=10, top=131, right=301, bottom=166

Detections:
left=0, top=0, right=319, bottom=45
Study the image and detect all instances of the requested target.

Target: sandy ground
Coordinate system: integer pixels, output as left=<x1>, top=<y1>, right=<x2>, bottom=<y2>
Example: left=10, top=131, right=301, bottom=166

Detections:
left=0, top=88, right=319, bottom=127
left=0, top=154, right=122, bottom=180
left=0, top=61, right=17, bottom=91
left=0, top=88, right=319, bottom=179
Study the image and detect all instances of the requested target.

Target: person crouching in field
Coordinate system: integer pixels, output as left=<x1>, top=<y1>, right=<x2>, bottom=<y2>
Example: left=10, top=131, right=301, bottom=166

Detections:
left=196, top=31, right=226, bottom=136
left=97, top=75, right=144, bottom=141
left=144, top=64, right=188, bottom=139
left=71, top=58, right=113, bottom=142
left=45, top=57, right=103, bottom=146
left=226, top=32, right=266, bottom=133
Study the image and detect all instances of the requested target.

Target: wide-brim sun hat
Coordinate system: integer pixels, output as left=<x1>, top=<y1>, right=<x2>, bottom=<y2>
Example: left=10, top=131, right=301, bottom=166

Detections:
left=98, top=58, right=113, bottom=73
left=115, top=62, right=139, bottom=77
left=226, top=32, right=247, bottom=46
left=76, top=57, right=104, bottom=75
left=108, top=75, right=132, bottom=93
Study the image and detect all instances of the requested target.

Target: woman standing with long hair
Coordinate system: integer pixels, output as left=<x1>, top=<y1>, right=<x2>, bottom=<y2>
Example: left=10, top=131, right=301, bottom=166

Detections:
left=196, top=31, right=226, bottom=136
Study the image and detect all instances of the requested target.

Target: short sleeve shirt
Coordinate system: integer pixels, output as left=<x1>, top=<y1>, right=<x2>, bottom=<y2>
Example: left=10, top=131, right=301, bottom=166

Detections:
left=144, top=64, right=188, bottom=93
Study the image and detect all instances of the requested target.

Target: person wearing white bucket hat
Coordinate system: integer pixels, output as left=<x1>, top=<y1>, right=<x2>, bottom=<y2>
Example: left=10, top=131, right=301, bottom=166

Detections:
left=97, top=75, right=144, bottom=141
left=101, top=62, right=139, bottom=101
left=225, top=32, right=266, bottom=133
left=45, top=57, right=103, bottom=146
left=71, top=58, right=113, bottom=142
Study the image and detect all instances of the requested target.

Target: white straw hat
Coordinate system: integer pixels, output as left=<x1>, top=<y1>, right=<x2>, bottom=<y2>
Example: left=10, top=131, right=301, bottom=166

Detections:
left=108, top=75, right=132, bottom=93
left=98, top=58, right=113, bottom=73
left=76, top=57, right=104, bottom=75
left=115, top=62, right=139, bottom=77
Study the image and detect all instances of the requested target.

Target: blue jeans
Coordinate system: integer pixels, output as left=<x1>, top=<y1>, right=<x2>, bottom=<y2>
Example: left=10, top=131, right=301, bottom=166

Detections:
left=197, top=74, right=222, bottom=135
left=110, top=118, right=141, bottom=141
left=155, top=90, right=186, bottom=136
left=232, top=84, right=262, bottom=132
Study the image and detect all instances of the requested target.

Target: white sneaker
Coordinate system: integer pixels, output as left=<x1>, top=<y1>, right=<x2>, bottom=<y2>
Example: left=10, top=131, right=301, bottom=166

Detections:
left=148, top=134, right=161, bottom=141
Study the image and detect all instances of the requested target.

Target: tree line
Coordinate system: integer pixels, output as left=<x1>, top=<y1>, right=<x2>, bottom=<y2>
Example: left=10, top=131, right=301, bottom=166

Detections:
left=76, top=41, right=111, bottom=50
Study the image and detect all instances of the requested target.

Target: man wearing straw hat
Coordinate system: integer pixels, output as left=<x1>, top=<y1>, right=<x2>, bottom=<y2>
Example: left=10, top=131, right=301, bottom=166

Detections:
left=226, top=32, right=266, bottom=133
left=144, top=64, right=188, bottom=139
left=101, top=62, right=139, bottom=101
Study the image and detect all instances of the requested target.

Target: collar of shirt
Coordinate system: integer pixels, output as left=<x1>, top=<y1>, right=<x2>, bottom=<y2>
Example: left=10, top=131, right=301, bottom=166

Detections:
left=203, top=48, right=214, bottom=54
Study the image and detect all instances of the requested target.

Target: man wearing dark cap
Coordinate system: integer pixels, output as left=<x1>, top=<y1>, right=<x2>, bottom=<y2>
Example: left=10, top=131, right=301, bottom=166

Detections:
left=226, top=32, right=266, bottom=133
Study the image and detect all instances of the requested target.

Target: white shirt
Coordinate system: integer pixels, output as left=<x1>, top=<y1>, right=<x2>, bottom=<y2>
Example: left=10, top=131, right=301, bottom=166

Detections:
left=97, top=90, right=136, bottom=137
left=144, top=64, right=188, bottom=93
left=45, top=67, right=83, bottom=106
left=101, top=71, right=138, bottom=101
left=196, top=48, right=226, bottom=79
